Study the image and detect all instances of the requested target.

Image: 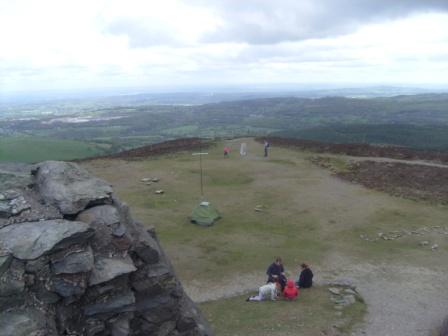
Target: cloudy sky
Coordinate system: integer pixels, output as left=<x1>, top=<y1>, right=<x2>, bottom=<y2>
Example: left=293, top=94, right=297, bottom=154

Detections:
left=1, top=0, right=448, bottom=93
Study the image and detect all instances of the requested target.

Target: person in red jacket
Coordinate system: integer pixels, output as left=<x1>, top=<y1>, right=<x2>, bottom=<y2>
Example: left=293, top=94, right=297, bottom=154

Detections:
left=283, top=279, right=299, bottom=300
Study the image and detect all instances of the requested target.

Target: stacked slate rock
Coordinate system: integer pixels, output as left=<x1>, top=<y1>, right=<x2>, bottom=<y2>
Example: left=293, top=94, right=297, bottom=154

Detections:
left=441, top=316, right=448, bottom=336
left=0, top=161, right=212, bottom=336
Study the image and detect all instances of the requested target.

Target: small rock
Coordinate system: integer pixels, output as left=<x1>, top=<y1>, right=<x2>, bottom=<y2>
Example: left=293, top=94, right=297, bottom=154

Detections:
left=112, top=223, right=127, bottom=237
left=0, top=202, right=12, bottom=218
left=254, top=205, right=265, bottom=212
left=51, top=273, right=87, bottom=297
left=51, top=246, right=94, bottom=274
left=326, top=278, right=356, bottom=289
left=2, top=190, right=21, bottom=199
left=0, top=309, right=51, bottom=336
left=155, top=190, right=164, bottom=194
left=141, top=178, right=151, bottom=182
left=151, top=178, right=159, bottom=182
left=343, top=295, right=356, bottom=305
left=0, top=253, right=12, bottom=276
left=328, top=287, right=341, bottom=295
left=419, top=241, right=429, bottom=247
left=89, top=256, right=137, bottom=285
left=84, top=291, right=135, bottom=316
left=344, top=288, right=357, bottom=295
left=431, top=244, right=439, bottom=251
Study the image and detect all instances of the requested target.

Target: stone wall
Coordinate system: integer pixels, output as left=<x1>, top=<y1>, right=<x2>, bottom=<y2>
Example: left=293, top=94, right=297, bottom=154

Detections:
left=0, top=161, right=212, bottom=336
left=441, top=316, right=448, bottom=336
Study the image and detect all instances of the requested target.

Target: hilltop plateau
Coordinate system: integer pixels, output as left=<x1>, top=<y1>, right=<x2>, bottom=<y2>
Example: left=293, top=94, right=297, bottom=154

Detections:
left=79, top=137, right=448, bottom=336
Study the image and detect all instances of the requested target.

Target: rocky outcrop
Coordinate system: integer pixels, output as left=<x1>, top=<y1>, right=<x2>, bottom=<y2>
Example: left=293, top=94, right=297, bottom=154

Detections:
left=0, top=161, right=212, bottom=336
left=441, top=316, right=448, bottom=336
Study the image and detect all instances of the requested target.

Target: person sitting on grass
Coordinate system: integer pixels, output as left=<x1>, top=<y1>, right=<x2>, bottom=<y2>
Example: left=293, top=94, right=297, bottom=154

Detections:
left=283, top=279, right=299, bottom=300
left=296, top=262, right=313, bottom=288
left=266, top=257, right=287, bottom=290
left=247, top=281, right=280, bottom=302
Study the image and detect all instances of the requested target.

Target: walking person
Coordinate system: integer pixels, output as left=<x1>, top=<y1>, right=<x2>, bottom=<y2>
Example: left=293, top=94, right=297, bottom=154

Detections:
left=223, top=146, right=230, bottom=157
left=264, top=140, right=270, bottom=157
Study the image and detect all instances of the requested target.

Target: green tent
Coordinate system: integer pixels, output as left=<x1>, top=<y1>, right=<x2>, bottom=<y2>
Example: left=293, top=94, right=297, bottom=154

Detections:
left=191, top=202, right=221, bottom=227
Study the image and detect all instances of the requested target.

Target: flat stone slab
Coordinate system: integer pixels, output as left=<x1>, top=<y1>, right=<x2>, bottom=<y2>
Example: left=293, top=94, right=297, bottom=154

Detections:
left=76, top=205, right=120, bottom=227
left=89, top=256, right=137, bottom=285
left=328, top=287, right=341, bottom=295
left=0, top=309, right=48, bottom=336
left=0, top=219, right=93, bottom=260
left=84, top=291, right=135, bottom=316
left=33, top=161, right=113, bottom=215
left=51, top=246, right=94, bottom=274
left=0, top=253, right=12, bottom=276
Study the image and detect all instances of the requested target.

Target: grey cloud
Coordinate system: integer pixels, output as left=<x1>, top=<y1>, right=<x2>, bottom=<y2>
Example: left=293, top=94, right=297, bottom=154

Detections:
left=199, top=0, right=448, bottom=44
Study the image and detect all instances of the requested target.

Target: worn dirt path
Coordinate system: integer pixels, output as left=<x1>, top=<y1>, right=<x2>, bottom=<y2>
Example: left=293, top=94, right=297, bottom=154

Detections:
left=321, top=153, right=448, bottom=169
left=185, top=260, right=448, bottom=336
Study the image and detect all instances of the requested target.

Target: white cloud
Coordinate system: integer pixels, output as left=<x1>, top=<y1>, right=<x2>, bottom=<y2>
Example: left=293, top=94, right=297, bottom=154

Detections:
left=0, top=0, right=448, bottom=92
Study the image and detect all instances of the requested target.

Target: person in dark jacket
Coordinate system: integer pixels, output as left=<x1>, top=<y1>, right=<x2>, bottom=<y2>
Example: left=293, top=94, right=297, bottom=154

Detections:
left=296, top=262, right=313, bottom=288
left=266, top=257, right=287, bottom=290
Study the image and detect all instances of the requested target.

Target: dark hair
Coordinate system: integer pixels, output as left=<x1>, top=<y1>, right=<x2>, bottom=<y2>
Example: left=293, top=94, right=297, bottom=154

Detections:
left=301, top=263, right=308, bottom=268
left=275, top=257, right=282, bottom=263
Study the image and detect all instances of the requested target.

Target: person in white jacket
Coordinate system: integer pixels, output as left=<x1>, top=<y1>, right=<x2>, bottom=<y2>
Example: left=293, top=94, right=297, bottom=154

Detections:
left=247, top=282, right=279, bottom=302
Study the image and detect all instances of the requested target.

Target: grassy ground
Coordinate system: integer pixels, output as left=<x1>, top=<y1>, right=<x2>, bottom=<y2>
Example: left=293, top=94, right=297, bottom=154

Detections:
left=82, top=138, right=448, bottom=335
left=0, top=135, right=106, bottom=163
left=200, top=286, right=366, bottom=336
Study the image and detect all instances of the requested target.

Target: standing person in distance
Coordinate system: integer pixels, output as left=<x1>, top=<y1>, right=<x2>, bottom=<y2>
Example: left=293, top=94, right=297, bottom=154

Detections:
left=263, top=140, right=270, bottom=157
left=296, top=262, right=313, bottom=289
left=223, top=146, right=230, bottom=157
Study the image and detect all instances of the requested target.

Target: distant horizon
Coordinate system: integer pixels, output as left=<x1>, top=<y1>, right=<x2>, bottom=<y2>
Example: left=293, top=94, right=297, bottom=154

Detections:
left=2, top=82, right=448, bottom=99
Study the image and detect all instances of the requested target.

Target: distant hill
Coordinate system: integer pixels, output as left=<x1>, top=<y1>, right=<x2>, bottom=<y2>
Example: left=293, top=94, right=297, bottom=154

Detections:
left=2, top=93, right=448, bottom=155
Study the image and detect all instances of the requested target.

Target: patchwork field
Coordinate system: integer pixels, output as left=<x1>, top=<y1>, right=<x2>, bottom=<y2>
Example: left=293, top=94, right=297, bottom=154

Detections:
left=82, top=138, right=448, bottom=336
left=0, top=136, right=107, bottom=163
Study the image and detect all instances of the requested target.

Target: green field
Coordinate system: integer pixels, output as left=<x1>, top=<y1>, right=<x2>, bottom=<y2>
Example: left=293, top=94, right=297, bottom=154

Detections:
left=82, top=138, right=448, bottom=335
left=0, top=136, right=107, bottom=163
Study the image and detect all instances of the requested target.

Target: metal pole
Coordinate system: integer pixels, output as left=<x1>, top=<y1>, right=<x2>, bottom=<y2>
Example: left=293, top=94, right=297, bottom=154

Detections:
left=199, top=150, right=204, bottom=197
left=192, top=149, right=208, bottom=199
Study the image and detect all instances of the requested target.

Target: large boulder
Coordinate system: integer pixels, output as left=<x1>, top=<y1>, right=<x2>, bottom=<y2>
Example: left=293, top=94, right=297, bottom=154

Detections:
left=0, top=161, right=212, bottom=335
left=0, top=309, right=57, bottom=336
left=32, top=161, right=113, bottom=215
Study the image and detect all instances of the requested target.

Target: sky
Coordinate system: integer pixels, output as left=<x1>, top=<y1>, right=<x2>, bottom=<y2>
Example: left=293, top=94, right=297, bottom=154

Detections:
left=1, top=0, right=448, bottom=93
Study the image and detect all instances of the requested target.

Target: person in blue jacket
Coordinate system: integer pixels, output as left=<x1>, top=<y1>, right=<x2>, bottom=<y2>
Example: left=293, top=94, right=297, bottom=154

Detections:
left=266, top=257, right=287, bottom=290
